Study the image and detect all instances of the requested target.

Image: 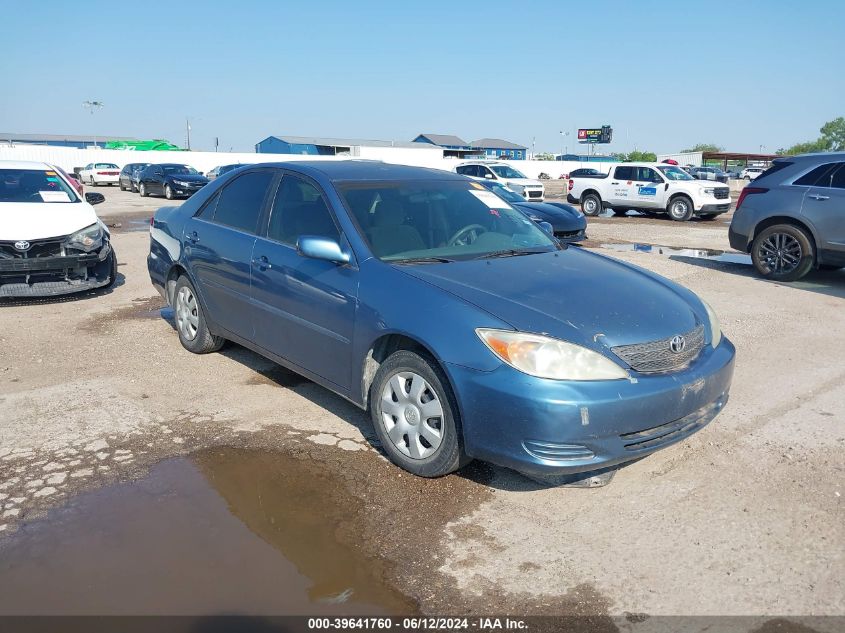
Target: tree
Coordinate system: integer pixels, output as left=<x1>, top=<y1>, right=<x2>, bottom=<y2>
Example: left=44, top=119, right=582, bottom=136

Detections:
left=534, top=152, right=556, bottom=161
left=819, top=117, right=845, bottom=151
left=617, top=150, right=657, bottom=162
left=681, top=143, right=724, bottom=153
left=776, top=138, right=831, bottom=156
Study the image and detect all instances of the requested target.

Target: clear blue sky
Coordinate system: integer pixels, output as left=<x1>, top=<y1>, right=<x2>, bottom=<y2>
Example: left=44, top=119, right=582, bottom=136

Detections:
left=1, top=0, right=842, bottom=154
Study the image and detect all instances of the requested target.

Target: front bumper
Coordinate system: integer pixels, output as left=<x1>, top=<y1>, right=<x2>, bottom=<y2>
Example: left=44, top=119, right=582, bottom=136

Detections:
left=170, top=183, right=205, bottom=197
left=697, top=203, right=731, bottom=215
left=0, top=242, right=113, bottom=297
left=554, top=228, right=586, bottom=244
left=445, top=337, right=735, bottom=477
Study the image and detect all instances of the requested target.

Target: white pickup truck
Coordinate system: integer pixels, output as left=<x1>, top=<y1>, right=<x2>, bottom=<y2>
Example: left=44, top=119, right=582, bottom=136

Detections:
left=567, top=162, right=731, bottom=221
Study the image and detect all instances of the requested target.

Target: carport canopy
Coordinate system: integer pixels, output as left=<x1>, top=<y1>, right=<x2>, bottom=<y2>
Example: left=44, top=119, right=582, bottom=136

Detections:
left=703, top=151, right=780, bottom=170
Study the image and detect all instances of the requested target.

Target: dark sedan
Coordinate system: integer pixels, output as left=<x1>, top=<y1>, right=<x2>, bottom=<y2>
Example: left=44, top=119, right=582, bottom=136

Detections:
left=119, top=162, right=150, bottom=192
left=478, top=179, right=586, bottom=243
left=138, top=164, right=208, bottom=199
left=206, top=164, right=251, bottom=180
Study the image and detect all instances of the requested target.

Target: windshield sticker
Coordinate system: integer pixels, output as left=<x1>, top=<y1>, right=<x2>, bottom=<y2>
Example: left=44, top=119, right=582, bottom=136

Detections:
left=44, top=171, right=57, bottom=176
left=46, top=176, right=59, bottom=182
left=469, top=189, right=513, bottom=209
left=38, top=191, right=71, bottom=202
left=469, top=182, right=485, bottom=190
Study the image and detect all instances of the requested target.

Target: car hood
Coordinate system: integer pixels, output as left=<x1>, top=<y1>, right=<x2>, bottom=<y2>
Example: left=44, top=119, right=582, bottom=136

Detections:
left=167, top=174, right=208, bottom=183
left=505, top=178, right=542, bottom=187
left=0, top=202, right=99, bottom=241
left=396, top=248, right=702, bottom=352
left=514, top=202, right=586, bottom=230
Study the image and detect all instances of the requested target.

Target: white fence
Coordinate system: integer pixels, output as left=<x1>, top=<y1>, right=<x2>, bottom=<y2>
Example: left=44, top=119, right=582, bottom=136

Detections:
left=0, top=143, right=603, bottom=182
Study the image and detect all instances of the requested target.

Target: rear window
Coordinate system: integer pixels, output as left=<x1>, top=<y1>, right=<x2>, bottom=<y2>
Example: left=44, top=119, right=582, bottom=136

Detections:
left=0, top=168, right=79, bottom=203
left=755, top=162, right=791, bottom=181
left=614, top=166, right=635, bottom=180
left=94, top=163, right=118, bottom=169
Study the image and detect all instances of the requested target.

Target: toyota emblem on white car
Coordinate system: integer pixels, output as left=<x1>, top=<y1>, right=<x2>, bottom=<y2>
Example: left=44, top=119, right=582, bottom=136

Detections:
left=13, top=240, right=30, bottom=251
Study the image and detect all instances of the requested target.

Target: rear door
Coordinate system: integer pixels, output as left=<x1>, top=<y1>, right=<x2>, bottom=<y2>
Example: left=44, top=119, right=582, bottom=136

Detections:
left=606, top=165, right=636, bottom=206
left=802, top=161, right=845, bottom=263
left=250, top=172, right=358, bottom=390
left=183, top=168, right=276, bottom=340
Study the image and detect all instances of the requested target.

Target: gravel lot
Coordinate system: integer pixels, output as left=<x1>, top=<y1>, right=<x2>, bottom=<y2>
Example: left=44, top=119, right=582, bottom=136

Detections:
left=1, top=187, right=843, bottom=619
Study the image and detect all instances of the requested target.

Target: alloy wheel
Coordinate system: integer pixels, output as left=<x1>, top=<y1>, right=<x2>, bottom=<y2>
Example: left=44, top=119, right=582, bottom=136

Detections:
left=380, top=371, right=444, bottom=459
left=759, top=232, right=802, bottom=275
left=175, top=286, right=199, bottom=341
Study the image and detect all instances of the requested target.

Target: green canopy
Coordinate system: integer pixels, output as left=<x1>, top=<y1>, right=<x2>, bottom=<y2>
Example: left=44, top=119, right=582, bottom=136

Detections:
left=104, top=139, right=183, bottom=151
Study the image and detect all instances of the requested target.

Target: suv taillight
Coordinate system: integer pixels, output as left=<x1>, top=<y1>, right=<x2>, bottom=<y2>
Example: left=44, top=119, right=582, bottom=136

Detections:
left=735, top=187, right=768, bottom=211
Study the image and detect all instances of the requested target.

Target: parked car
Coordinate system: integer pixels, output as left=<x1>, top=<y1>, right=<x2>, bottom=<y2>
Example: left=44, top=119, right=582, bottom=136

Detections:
left=741, top=166, right=766, bottom=180
left=729, top=152, right=845, bottom=281
left=0, top=160, right=115, bottom=297
left=455, top=161, right=545, bottom=201
left=119, top=162, right=150, bottom=192
left=138, top=163, right=208, bottom=199
left=206, top=163, right=251, bottom=180
left=148, top=161, right=734, bottom=482
left=688, top=166, right=730, bottom=184
left=568, top=163, right=731, bottom=221
left=568, top=168, right=606, bottom=178
left=476, top=179, right=586, bottom=243
left=53, top=165, right=83, bottom=197
left=79, top=162, right=120, bottom=186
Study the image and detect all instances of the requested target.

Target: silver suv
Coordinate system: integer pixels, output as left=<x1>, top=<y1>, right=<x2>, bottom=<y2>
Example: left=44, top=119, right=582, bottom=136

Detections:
left=729, top=152, right=845, bottom=281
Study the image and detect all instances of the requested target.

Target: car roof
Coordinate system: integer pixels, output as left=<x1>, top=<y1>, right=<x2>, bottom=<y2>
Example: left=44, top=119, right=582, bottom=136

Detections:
left=249, top=160, right=466, bottom=183
left=0, top=160, right=53, bottom=170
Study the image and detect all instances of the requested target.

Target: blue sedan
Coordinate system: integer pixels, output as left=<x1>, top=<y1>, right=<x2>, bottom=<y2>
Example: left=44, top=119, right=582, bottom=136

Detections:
left=477, top=179, right=587, bottom=243
left=148, top=161, right=735, bottom=481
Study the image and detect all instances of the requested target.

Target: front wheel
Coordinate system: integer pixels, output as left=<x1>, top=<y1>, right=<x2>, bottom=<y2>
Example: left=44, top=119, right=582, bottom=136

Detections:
left=751, top=224, right=814, bottom=282
left=580, top=193, right=602, bottom=216
left=667, top=196, right=694, bottom=221
left=173, top=276, right=225, bottom=354
left=370, top=350, right=468, bottom=477
left=102, top=247, right=118, bottom=288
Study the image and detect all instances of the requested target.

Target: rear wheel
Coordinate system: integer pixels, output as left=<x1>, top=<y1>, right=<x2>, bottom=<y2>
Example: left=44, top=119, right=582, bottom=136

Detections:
left=751, top=224, right=814, bottom=282
left=119, top=180, right=127, bottom=191
left=667, top=196, right=694, bottom=221
left=173, top=276, right=225, bottom=354
left=165, top=184, right=174, bottom=200
left=370, top=350, right=468, bottom=477
left=580, top=193, right=602, bottom=216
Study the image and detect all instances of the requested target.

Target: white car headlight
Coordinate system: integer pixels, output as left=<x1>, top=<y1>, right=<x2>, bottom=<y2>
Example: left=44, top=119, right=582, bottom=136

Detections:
left=703, top=187, right=716, bottom=195
left=702, top=300, right=722, bottom=348
left=477, top=329, right=629, bottom=381
left=65, top=223, right=104, bottom=252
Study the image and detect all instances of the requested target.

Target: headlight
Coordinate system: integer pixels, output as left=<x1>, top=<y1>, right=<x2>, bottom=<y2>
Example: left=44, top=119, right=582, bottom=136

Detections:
left=476, top=329, right=629, bottom=381
left=702, top=300, right=722, bottom=348
left=65, top=223, right=103, bottom=252
left=174, top=180, right=189, bottom=187
left=703, top=187, right=716, bottom=195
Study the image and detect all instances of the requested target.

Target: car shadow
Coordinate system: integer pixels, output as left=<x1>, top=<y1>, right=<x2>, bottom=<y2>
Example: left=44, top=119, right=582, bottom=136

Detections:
left=0, top=271, right=127, bottom=307
left=215, top=343, right=594, bottom=491
left=667, top=255, right=845, bottom=300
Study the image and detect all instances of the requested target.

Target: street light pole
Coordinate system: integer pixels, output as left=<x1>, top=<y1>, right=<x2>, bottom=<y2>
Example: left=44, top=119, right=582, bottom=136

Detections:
left=186, top=117, right=192, bottom=151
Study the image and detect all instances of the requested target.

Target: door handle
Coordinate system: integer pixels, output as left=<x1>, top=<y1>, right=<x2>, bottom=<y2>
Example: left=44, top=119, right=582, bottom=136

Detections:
left=611, top=182, right=619, bottom=185
left=253, top=255, right=271, bottom=270
left=186, top=231, right=199, bottom=243
left=809, top=194, right=830, bottom=201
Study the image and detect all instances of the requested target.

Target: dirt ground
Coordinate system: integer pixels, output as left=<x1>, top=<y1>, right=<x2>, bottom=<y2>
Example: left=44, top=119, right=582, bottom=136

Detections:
left=0, top=187, right=843, bottom=619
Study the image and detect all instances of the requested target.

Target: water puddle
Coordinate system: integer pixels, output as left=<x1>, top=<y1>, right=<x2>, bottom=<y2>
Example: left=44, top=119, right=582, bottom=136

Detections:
left=0, top=448, right=418, bottom=615
left=599, top=242, right=752, bottom=265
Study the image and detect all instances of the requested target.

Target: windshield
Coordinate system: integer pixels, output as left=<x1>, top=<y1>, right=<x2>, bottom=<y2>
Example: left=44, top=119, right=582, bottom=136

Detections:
left=490, top=165, right=527, bottom=179
left=163, top=165, right=198, bottom=175
left=657, top=165, right=694, bottom=181
left=0, top=168, right=79, bottom=203
left=483, top=182, right=525, bottom=203
left=339, top=180, right=557, bottom=262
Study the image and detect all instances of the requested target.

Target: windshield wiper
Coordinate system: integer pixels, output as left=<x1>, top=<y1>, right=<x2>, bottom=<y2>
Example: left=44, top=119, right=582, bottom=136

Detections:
left=392, top=256, right=455, bottom=265
left=472, top=249, right=544, bottom=260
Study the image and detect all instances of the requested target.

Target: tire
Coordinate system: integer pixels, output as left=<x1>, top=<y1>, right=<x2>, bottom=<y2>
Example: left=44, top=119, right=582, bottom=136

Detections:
left=667, top=196, right=694, bottom=222
left=581, top=193, right=602, bottom=216
left=131, top=182, right=138, bottom=193
left=119, top=180, right=127, bottom=191
left=102, top=247, right=118, bottom=289
left=751, top=224, right=814, bottom=282
left=370, top=350, right=469, bottom=477
left=165, top=184, right=174, bottom=200
left=173, top=276, right=225, bottom=354
left=139, top=182, right=148, bottom=197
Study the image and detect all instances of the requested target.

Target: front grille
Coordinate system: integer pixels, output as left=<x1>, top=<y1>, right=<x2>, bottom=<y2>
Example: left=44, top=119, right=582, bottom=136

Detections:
left=527, top=190, right=543, bottom=198
left=0, top=238, right=64, bottom=260
left=611, top=325, right=705, bottom=373
left=554, top=229, right=584, bottom=241
left=619, top=394, right=727, bottom=451
left=714, top=188, right=729, bottom=200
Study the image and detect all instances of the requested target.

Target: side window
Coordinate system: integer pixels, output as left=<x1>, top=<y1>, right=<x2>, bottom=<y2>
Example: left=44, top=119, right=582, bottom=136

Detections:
left=456, top=165, right=473, bottom=176
left=614, top=166, right=634, bottom=180
left=196, top=190, right=220, bottom=218
left=829, top=164, right=845, bottom=189
left=211, top=170, right=274, bottom=233
left=634, top=167, right=660, bottom=182
left=267, top=175, right=340, bottom=246
left=794, top=163, right=837, bottom=187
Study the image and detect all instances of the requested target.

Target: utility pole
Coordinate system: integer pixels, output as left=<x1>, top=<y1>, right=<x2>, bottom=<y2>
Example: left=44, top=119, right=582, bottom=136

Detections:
left=215, top=137, right=219, bottom=152
left=186, top=117, right=192, bottom=151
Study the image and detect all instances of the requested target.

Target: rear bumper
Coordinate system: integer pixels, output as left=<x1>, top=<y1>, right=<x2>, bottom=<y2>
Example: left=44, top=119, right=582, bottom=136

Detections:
left=444, top=337, right=736, bottom=477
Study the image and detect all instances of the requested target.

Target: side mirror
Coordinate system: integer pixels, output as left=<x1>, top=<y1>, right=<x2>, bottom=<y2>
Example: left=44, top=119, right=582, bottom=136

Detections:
left=85, top=192, right=105, bottom=205
left=297, top=235, right=351, bottom=264
left=483, top=173, right=493, bottom=179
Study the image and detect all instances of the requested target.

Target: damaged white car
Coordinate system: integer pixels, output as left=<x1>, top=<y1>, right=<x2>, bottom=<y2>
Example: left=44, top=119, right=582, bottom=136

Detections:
left=0, top=160, right=116, bottom=298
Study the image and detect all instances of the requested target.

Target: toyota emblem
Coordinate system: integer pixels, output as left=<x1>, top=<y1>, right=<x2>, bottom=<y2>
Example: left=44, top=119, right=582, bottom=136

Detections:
left=13, top=240, right=30, bottom=251
left=669, top=335, right=686, bottom=354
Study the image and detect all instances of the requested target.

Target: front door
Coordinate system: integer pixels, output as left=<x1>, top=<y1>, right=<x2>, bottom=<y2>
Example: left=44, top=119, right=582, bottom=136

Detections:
left=631, top=166, right=666, bottom=209
left=251, top=172, right=358, bottom=391
left=183, top=169, right=276, bottom=340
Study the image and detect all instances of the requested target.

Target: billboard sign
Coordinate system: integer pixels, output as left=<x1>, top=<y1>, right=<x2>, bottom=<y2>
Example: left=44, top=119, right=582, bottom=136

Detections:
left=577, top=126, right=613, bottom=144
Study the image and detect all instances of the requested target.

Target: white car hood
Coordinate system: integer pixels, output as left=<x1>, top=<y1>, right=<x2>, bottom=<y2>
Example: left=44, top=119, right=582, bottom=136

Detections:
left=506, top=178, right=543, bottom=187
left=0, top=202, right=98, bottom=241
